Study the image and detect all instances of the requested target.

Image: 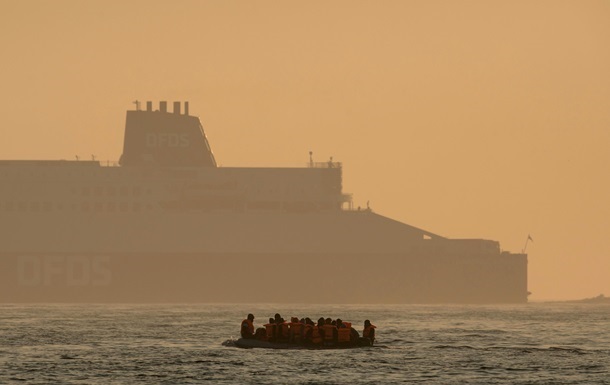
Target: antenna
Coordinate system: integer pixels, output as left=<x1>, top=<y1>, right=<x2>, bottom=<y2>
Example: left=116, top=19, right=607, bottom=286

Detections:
left=309, top=151, right=313, bottom=167
left=133, top=100, right=141, bottom=111
left=91, top=154, right=96, bottom=161
left=522, top=234, right=533, bottom=253
left=75, top=155, right=79, bottom=161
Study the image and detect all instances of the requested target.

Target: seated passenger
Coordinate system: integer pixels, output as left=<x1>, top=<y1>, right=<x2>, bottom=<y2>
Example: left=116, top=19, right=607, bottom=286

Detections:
left=240, top=314, right=255, bottom=339
left=322, top=317, right=337, bottom=345
left=273, top=313, right=283, bottom=341
left=289, top=317, right=304, bottom=344
left=254, top=327, right=267, bottom=340
left=307, top=317, right=323, bottom=345
left=302, top=318, right=314, bottom=343
left=276, top=317, right=289, bottom=343
left=363, top=319, right=376, bottom=345
left=264, top=318, right=276, bottom=342
left=336, top=319, right=352, bottom=344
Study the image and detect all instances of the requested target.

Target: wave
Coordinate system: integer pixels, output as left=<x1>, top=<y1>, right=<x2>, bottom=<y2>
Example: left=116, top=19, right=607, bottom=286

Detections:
left=432, top=345, right=596, bottom=355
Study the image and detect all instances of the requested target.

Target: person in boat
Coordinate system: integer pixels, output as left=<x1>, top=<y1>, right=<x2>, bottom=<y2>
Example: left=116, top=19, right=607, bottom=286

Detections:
left=312, top=318, right=323, bottom=345
left=276, top=317, right=289, bottom=343
left=273, top=313, right=282, bottom=330
left=264, top=318, right=276, bottom=342
left=322, top=317, right=337, bottom=345
left=240, top=314, right=255, bottom=339
left=363, top=319, right=376, bottom=345
left=272, top=313, right=283, bottom=342
left=302, top=318, right=314, bottom=344
left=289, top=317, right=304, bottom=344
left=336, top=319, right=353, bottom=345
left=313, top=317, right=325, bottom=343
left=305, top=317, right=324, bottom=346
left=254, top=327, right=267, bottom=340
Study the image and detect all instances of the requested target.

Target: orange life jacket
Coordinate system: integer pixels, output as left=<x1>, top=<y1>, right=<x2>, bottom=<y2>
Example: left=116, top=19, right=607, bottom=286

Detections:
left=303, top=324, right=312, bottom=340
left=264, top=323, right=275, bottom=339
left=337, top=327, right=351, bottom=343
left=277, top=322, right=289, bottom=339
left=322, top=324, right=337, bottom=341
left=241, top=319, right=254, bottom=335
left=311, top=326, right=323, bottom=344
left=290, top=322, right=303, bottom=334
left=363, top=324, right=376, bottom=340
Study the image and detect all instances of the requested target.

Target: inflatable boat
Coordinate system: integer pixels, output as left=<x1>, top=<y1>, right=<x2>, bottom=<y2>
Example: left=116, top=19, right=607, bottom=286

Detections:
left=223, top=338, right=373, bottom=350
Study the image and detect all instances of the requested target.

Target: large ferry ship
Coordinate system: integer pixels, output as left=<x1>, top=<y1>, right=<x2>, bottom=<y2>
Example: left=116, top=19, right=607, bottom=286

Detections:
left=0, top=102, right=528, bottom=303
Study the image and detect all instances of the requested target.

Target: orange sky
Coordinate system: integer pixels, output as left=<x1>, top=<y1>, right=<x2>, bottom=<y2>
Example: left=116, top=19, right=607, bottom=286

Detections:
left=1, top=0, right=609, bottom=300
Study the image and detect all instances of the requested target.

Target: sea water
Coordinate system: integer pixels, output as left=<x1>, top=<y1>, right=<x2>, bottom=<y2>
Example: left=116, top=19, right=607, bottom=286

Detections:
left=0, top=303, right=608, bottom=384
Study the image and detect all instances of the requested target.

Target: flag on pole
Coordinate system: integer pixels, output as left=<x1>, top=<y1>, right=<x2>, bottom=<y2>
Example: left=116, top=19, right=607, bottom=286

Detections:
left=528, top=234, right=533, bottom=242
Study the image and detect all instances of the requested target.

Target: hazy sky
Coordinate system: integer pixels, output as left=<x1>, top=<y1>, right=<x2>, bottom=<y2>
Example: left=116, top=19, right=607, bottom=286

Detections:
left=1, top=0, right=609, bottom=300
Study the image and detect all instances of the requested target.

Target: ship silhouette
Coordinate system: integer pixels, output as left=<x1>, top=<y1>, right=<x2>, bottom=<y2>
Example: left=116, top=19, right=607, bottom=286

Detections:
left=0, top=102, right=527, bottom=303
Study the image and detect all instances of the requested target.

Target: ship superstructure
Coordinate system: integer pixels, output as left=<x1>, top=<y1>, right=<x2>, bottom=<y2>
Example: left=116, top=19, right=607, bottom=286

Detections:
left=0, top=102, right=528, bottom=303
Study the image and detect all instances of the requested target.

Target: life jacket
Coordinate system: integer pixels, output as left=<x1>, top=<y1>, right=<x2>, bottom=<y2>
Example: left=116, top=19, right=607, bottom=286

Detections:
left=277, top=322, right=289, bottom=339
left=311, top=326, right=323, bottom=344
left=303, top=324, right=313, bottom=341
left=264, top=323, right=275, bottom=340
left=337, top=326, right=351, bottom=343
left=363, top=324, right=376, bottom=340
left=241, top=319, right=254, bottom=337
left=290, top=321, right=303, bottom=334
left=322, top=324, right=337, bottom=341
left=288, top=320, right=304, bottom=343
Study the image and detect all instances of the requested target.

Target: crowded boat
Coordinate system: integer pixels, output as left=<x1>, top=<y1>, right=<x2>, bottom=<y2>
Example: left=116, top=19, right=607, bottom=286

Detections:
left=231, top=313, right=376, bottom=349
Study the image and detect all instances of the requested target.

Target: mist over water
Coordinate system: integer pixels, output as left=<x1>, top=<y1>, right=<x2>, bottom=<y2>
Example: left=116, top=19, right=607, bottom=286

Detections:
left=1, top=303, right=608, bottom=384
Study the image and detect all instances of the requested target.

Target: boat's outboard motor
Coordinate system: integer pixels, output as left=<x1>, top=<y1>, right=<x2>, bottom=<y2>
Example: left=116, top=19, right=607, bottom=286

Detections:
left=119, top=101, right=217, bottom=167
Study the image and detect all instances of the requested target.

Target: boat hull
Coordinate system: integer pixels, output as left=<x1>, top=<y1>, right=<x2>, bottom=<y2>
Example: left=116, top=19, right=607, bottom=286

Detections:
left=223, top=338, right=371, bottom=349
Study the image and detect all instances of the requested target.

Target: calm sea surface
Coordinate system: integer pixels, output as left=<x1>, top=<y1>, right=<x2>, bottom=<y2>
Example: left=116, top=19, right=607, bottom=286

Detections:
left=0, top=303, right=608, bottom=384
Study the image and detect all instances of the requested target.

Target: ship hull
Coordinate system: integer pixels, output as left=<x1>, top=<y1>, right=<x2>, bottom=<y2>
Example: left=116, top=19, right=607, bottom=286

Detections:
left=0, top=251, right=527, bottom=303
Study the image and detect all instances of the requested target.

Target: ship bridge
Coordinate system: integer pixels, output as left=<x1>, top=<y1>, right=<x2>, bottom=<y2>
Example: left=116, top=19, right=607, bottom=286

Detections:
left=116, top=102, right=353, bottom=212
